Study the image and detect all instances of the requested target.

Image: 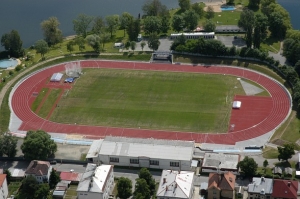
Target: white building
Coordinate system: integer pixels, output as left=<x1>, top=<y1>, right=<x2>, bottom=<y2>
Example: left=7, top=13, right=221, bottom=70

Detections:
left=25, top=160, right=52, bottom=183
left=156, top=170, right=194, bottom=199
left=77, top=164, right=114, bottom=199
left=0, top=174, right=8, bottom=199
left=87, top=136, right=194, bottom=171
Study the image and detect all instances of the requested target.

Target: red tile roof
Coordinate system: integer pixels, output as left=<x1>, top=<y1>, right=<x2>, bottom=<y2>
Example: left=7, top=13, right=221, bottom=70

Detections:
left=0, top=174, right=7, bottom=187
left=25, top=160, right=50, bottom=176
left=208, top=172, right=235, bottom=191
left=60, top=172, right=82, bottom=182
left=272, top=179, right=298, bottom=199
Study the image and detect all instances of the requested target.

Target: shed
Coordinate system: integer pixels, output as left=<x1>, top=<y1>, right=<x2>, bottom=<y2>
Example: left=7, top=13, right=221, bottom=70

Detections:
left=50, top=73, right=63, bottom=82
left=284, top=167, right=293, bottom=176
left=273, top=167, right=282, bottom=175
left=114, top=43, right=123, bottom=48
left=52, top=190, right=66, bottom=199
left=232, top=101, right=241, bottom=109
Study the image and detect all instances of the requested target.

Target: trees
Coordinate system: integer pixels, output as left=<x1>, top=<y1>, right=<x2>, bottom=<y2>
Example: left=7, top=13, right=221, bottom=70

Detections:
left=141, top=41, right=146, bottom=51
left=237, top=156, right=258, bottom=177
left=105, top=15, right=120, bottom=38
left=34, top=183, right=50, bottom=199
left=4, top=169, right=12, bottom=184
left=203, top=19, right=216, bottom=32
left=66, top=41, right=75, bottom=54
left=138, top=168, right=156, bottom=195
left=34, top=40, right=49, bottom=59
left=183, top=10, right=199, bottom=31
left=73, top=14, right=94, bottom=38
left=117, top=177, right=132, bottom=199
left=75, top=36, right=86, bottom=52
left=143, top=16, right=162, bottom=35
left=142, top=0, right=168, bottom=17
left=85, top=34, right=101, bottom=53
left=49, top=169, right=61, bottom=189
left=238, top=9, right=255, bottom=48
left=92, top=17, right=105, bottom=35
left=40, top=17, right=63, bottom=46
left=253, top=13, right=268, bottom=49
left=268, top=12, right=288, bottom=39
left=120, top=12, right=134, bottom=37
left=0, top=134, right=18, bottom=157
left=191, top=3, right=205, bottom=19
left=21, top=130, right=57, bottom=160
left=130, top=41, right=136, bottom=51
left=134, top=178, right=151, bottom=199
left=1, top=30, right=24, bottom=57
left=248, top=0, right=260, bottom=9
left=206, top=6, right=215, bottom=19
left=263, top=159, right=269, bottom=172
left=160, top=16, right=170, bottom=34
left=172, top=15, right=185, bottom=32
left=148, top=33, right=160, bottom=51
left=278, top=143, right=295, bottom=162
left=18, top=175, right=39, bottom=199
left=178, top=0, right=191, bottom=12
left=100, top=32, right=110, bottom=49
left=283, top=38, right=300, bottom=65
left=127, top=18, right=141, bottom=41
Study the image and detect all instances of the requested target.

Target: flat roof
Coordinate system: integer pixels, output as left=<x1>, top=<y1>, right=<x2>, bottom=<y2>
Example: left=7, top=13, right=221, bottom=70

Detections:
left=99, top=136, right=194, bottom=161
left=202, top=153, right=239, bottom=170
left=86, top=140, right=103, bottom=158
left=8, top=168, right=25, bottom=177
left=156, top=170, right=194, bottom=199
left=77, top=164, right=113, bottom=193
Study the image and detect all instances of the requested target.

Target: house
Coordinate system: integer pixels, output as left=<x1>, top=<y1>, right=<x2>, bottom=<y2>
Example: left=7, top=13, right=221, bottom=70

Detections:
left=0, top=174, right=8, bottom=199
left=77, top=164, right=114, bottom=199
left=60, top=171, right=82, bottom=184
left=272, top=179, right=298, bottom=199
left=89, top=136, right=194, bottom=171
left=247, top=177, right=273, bottom=199
left=202, top=153, right=240, bottom=173
left=207, top=172, right=236, bottom=199
left=156, top=170, right=194, bottom=199
left=25, top=160, right=51, bottom=183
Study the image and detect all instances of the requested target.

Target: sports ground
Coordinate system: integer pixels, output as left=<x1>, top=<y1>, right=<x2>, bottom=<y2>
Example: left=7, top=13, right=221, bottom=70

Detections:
left=10, top=60, right=291, bottom=145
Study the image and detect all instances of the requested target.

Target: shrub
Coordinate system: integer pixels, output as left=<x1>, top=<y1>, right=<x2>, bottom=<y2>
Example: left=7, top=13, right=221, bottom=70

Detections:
left=15, top=65, right=23, bottom=72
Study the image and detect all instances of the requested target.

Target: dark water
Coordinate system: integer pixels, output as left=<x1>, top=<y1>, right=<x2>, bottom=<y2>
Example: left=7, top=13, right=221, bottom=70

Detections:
left=0, top=0, right=299, bottom=48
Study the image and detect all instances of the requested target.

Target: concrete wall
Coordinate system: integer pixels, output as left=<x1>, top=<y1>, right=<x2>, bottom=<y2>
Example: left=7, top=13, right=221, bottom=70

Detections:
left=0, top=177, right=8, bottom=199
left=99, top=155, right=191, bottom=170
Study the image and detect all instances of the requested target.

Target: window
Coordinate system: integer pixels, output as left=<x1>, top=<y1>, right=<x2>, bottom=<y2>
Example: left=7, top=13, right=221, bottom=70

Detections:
left=170, top=162, right=179, bottom=167
left=110, top=157, right=119, bottom=163
left=149, top=160, right=159, bottom=165
left=130, top=159, right=139, bottom=164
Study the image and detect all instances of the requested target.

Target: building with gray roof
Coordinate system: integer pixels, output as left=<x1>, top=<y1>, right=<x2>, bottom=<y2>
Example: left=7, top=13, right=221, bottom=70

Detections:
left=247, top=177, right=273, bottom=199
left=77, top=163, right=114, bottom=199
left=93, top=136, right=194, bottom=171
left=156, top=170, right=194, bottom=199
left=215, top=25, right=245, bottom=33
left=202, top=153, right=240, bottom=173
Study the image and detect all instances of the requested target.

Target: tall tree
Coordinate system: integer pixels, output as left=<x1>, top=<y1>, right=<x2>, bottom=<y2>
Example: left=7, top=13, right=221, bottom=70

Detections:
left=49, top=169, right=61, bottom=189
left=253, top=13, right=268, bottom=48
left=278, top=143, right=295, bottom=162
left=18, top=175, right=39, bottom=199
left=203, top=19, right=216, bottom=32
left=142, top=0, right=168, bottom=17
left=105, top=15, right=120, bottom=38
left=130, top=41, right=136, bottom=52
left=141, top=41, right=146, bottom=51
left=66, top=41, right=75, bottom=54
left=73, top=14, right=94, bottom=38
left=178, top=0, right=191, bottom=12
left=127, top=18, right=141, bottom=41
left=237, top=156, right=258, bottom=177
left=85, top=34, right=101, bottom=53
left=1, top=30, right=24, bottom=57
left=183, top=10, right=199, bottom=31
left=238, top=9, right=255, bottom=48
left=138, top=168, right=156, bottom=195
left=4, top=169, right=12, bottom=184
left=268, top=12, right=288, bottom=39
left=134, top=178, right=151, bottom=199
left=92, top=16, right=105, bottom=35
left=75, top=36, right=86, bottom=52
left=21, top=130, right=57, bottom=160
left=161, top=16, right=170, bottom=34
left=261, top=0, right=276, bottom=16
left=206, top=6, right=215, bottom=19
left=117, top=177, right=132, bottom=199
left=191, top=3, right=205, bottom=19
left=120, top=12, right=134, bottom=37
left=34, top=40, right=49, bottom=59
left=100, top=32, right=110, bottom=49
left=143, top=16, right=162, bottom=35
left=263, top=159, right=269, bottom=170
left=0, top=134, right=18, bottom=157
left=148, top=33, right=160, bottom=51
left=172, top=14, right=185, bottom=32
left=40, top=17, right=63, bottom=46
left=248, top=0, right=260, bottom=9
left=35, top=183, right=50, bottom=199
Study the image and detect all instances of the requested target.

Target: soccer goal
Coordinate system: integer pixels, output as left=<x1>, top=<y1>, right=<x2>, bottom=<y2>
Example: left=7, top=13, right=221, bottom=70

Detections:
left=65, top=61, right=82, bottom=78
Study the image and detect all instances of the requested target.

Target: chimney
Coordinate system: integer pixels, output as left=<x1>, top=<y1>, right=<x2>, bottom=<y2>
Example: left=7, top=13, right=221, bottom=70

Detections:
left=166, top=186, right=168, bottom=191
left=261, top=177, right=265, bottom=182
left=288, top=181, right=291, bottom=187
left=175, top=183, right=177, bottom=188
left=163, top=178, right=166, bottom=184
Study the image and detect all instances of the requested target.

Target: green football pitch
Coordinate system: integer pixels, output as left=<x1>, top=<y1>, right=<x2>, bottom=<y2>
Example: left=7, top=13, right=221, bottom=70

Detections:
left=47, top=68, right=247, bottom=133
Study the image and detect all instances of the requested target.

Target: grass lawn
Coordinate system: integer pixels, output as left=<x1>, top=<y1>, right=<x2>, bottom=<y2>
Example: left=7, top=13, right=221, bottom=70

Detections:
left=262, top=147, right=279, bottom=159
left=210, top=11, right=241, bottom=26
left=8, top=181, right=21, bottom=196
left=38, top=88, right=62, bottom=118
left=31, top=88, right=49, bottom=112
left=49, top=68, right=246, bottom=133
left=260, top=37, right=281, bottom=53
left=65, top=185, right=78, bottom=199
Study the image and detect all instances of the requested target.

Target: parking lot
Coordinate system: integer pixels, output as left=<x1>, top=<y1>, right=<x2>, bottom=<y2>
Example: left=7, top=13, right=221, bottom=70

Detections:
left=216, top=35, right=246, bottom=47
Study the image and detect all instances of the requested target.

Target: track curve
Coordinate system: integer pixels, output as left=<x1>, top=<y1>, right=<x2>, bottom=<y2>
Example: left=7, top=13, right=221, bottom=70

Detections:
left=10, top=60, right=291, bottom=145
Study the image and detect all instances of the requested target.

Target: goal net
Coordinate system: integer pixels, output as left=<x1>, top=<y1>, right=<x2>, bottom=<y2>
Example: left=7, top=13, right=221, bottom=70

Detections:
left=65, top=61, right=82, bottom=78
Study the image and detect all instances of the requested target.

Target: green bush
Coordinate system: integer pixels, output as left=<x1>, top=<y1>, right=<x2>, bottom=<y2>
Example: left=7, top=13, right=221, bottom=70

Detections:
left=15, top=65, right=23, bottom=72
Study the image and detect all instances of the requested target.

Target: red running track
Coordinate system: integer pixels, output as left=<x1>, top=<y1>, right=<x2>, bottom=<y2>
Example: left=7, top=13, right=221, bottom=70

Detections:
left=11, top=60, right=291, bottom=145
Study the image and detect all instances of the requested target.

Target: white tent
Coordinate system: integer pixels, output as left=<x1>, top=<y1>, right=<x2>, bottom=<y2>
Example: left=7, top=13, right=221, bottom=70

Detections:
left=50, top=73, right=63, bottom=82
left=232, top=101, right=241, bottom=109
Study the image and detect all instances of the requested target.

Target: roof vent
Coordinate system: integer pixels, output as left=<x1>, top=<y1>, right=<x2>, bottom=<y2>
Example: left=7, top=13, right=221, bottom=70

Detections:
left=163, top=178, right=166, bottom=184
left=288, top=181, right=291, bottom=187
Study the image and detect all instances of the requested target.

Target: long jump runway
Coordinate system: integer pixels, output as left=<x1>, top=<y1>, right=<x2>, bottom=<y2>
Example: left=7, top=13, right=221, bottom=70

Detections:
left=10, top=60, right=291, bottom=145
